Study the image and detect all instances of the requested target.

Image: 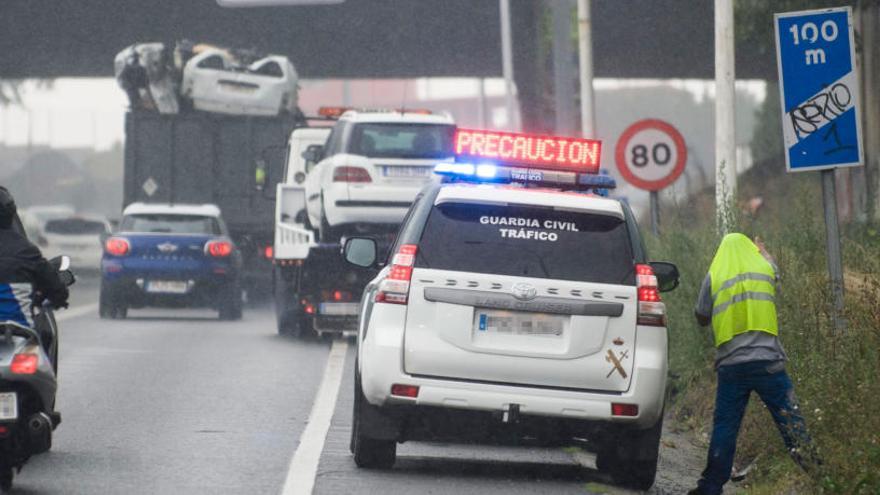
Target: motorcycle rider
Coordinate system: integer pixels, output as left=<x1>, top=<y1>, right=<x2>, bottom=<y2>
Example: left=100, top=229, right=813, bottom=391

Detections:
left=0, top=187, right=69, bottom=335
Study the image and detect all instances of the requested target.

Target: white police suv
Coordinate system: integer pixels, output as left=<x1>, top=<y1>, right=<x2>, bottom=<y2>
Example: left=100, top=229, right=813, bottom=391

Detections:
left=342, top=128, right=679, bottom=490
left=303, top=108, right=455, bottom=242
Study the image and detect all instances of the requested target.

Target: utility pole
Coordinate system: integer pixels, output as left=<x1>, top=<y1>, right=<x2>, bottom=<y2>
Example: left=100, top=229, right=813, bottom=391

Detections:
left=478, top=79, right=488, bottom=128
left=499, top=0, right=516, bottom=130
left=714, top=0, right=737, bottom=234
left=551, top=0, right=576, bottom=135
left=861, top=0, right=880, bottom=221
left=577, top=0, right=596, bottom=138
left=342, top=80, right=351, bottom=107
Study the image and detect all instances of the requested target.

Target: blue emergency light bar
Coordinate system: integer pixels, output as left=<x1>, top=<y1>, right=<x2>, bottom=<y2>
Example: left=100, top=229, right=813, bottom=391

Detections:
left=433, top=162, right=616, bottom=192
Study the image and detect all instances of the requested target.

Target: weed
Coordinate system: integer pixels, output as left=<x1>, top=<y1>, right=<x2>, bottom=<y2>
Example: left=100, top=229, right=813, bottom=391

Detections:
left=647, top=173, right=880, bottom=494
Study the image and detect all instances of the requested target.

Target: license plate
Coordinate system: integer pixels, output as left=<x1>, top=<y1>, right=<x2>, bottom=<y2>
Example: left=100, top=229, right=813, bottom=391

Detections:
left=474, top=310, right=564, bottom=337
left=146, top=280, right=189, bottom=294
left=318, top=302, right=359, bottom=316
left=381, top=166, right=433, bottom=178
left=0, top=393, right=17, bottom=421
left=218, top=80, right=258, bottom=94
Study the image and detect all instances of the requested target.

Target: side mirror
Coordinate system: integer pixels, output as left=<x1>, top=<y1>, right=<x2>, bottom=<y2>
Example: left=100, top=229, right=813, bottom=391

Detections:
left=343, top=237, right=377, bottom=268
left=302, top=144, right=324, bottom=165
left=256, top=145, right=287, bottom=199
left=650, top=261, right=680, bottom=292
left=48, top=255, right=71, bottom=272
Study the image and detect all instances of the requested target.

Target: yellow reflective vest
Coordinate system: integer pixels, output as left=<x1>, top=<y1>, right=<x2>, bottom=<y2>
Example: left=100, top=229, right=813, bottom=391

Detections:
left=708, top=233, right=778, bottom=347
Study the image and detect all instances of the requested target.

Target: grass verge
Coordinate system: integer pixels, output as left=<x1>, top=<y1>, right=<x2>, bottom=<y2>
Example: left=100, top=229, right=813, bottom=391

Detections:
left=648, top=172, right=880, bottom=494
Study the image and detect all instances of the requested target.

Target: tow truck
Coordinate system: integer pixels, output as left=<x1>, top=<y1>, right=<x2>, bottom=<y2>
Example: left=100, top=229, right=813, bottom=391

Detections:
left=271, top=107, right=455, bottom=338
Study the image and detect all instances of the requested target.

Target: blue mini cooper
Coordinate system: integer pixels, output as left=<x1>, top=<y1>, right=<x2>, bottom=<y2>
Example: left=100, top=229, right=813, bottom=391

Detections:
left=99, top=203, right=243, bottom=320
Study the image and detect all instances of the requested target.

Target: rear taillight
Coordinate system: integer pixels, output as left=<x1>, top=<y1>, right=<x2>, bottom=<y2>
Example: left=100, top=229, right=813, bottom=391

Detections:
left=612, top=403, right=639, bottom=417
left=264, top=245, right=274, bottom=259
left=376, top=244, right=417, bottom=305
left=104, top=237, right=130, bottom=257
left=11, top=352, right=39, bottom=375
left=322, top=289, right=352, bottom=302
left=333, top=166, right=372, bottom=183
left=636, top=263, right=666, bottom=326
left=390, top=384, right=420, bottom=398
left=205, top=240, right=233, bottom=257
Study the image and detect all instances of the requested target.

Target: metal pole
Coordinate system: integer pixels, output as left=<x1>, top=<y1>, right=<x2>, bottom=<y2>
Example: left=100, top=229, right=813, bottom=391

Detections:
left=499, top=0, right=516, bottom=130
left=478, top=78, right=488, bottom=128
left=821, top=169, right=847, bottom=331
left=577, top=0, right=596, bottom=138
left=650, top=190, right=660, bottom=236
left=342, top=80, right=351, bottom=107
left=552, top=0, right=576, bottom=135
left=714, top=0, right=737, bottom=234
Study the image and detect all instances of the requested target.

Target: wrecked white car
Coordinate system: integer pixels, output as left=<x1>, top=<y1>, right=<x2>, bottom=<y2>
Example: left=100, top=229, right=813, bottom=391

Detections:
left=114, top=43, right=180, bottom=114
left=180, top=49, right=300, bottom=117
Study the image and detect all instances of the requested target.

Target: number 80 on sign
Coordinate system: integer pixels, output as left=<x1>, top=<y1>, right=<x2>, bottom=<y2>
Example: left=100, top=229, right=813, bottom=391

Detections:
left=615, top=119, right=687, bottom=191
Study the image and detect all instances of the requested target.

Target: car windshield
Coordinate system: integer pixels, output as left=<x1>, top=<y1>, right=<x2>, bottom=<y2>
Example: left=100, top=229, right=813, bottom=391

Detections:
left=348, top=123, right=455, bottom=159
left=44, top=218, right=107, bottom=235
left=416, top=201, right=635, bottom=285
left=120, top=214, right=220, bottom=235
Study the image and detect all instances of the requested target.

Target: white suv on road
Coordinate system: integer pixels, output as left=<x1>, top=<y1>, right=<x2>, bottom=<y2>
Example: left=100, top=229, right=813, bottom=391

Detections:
left=303, top=109, right=455, bottom=241
left=343, top=161, right=679, bottom=491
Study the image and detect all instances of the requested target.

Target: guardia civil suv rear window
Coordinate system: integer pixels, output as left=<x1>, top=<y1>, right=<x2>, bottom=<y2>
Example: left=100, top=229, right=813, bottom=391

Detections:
left=415, top=202, right=635, bottom=285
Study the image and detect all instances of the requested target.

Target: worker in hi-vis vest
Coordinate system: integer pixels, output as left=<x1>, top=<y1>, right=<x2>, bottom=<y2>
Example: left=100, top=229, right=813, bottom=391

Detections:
left=688, top=233, right=819, bottom=495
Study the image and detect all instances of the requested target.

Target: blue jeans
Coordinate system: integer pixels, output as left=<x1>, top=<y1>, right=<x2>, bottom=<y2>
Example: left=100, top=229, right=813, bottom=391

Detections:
left=697, top=360, right=816, bottom=495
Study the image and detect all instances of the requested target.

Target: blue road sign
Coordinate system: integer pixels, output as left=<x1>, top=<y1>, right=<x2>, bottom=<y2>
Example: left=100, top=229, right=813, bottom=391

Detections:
left=774, top=7, right=863, bottom=172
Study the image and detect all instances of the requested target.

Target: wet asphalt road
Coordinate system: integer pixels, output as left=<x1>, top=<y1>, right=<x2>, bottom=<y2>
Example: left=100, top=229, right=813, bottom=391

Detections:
left=10, top=278, right=698, bottom=494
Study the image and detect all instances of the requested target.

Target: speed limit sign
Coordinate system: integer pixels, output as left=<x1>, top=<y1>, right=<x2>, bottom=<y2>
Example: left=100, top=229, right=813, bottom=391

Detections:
left=615, top=119, right=687, bottom=191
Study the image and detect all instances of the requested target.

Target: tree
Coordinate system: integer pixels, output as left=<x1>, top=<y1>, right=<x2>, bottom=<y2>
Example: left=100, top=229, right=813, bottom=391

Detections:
left=738, top=0, right=880, bottom=222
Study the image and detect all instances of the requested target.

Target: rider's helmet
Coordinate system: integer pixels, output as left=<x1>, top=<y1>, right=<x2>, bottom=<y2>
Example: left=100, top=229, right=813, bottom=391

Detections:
left=0, top=186, right=17, bottom=229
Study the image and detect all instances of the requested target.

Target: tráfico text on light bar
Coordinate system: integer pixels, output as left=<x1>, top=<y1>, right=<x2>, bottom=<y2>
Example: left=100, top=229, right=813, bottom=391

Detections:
left=454, top=128, right=602, bottom=173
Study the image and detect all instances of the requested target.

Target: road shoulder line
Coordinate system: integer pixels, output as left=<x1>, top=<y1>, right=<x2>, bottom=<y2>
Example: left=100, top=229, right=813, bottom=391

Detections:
left=281, top=338, right=349, bottom=495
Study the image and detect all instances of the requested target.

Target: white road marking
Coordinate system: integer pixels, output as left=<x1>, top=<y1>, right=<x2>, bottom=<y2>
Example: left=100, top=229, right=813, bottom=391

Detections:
left=281, top=338, right=349, bottom=495
left=56, top=303, right=99, bottom=322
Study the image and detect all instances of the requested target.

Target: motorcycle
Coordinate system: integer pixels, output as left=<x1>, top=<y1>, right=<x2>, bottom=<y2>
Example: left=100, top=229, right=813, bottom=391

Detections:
left=0, top=255, right=75, bottom=492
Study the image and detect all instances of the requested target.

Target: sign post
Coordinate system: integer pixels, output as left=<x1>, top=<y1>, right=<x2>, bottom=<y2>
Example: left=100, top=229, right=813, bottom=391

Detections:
left=615, top=119, right=687, bottom=236
left=775, top=7, right=863, bottom=331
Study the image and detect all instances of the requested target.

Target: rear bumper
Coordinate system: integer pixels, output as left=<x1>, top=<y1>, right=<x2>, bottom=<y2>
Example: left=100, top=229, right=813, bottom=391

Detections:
left=313, top=314, right=358, bottom=333
left=324, top=182, right=421, bottom=226
left=100, top=273, right=236, bottom=309
left=359, top=305, right=667, bottom=430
